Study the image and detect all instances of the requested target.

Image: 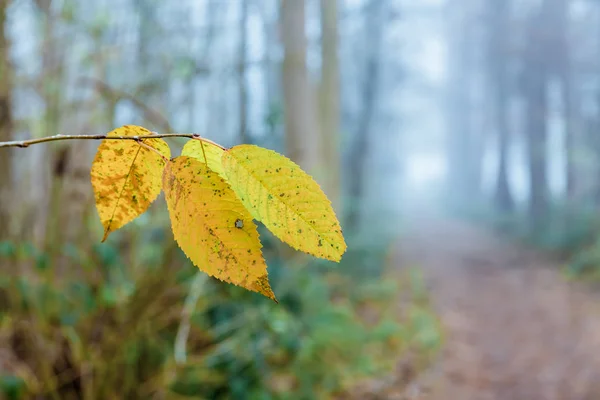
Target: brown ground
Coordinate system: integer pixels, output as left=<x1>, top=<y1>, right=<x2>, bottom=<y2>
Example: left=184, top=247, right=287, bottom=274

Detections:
left=352, top=217, right=600, bottom=400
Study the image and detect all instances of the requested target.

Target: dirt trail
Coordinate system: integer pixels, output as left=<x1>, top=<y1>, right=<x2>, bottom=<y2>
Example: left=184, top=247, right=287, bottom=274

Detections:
left=395, top=218, right=600, bottom=400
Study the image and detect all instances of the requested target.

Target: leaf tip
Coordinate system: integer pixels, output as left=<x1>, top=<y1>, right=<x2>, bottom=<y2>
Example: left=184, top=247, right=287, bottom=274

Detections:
left=251, top=274, right=278, bottom=302
left=328, top=254, right=344, bottom=263
left=263, top=290, right=278, bottom=303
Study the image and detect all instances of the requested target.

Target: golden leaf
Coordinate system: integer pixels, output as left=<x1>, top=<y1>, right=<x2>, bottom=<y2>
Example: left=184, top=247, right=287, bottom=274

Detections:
left=222, top=145, right=347, bottom=262
left=163, top=156, right=276, bottom=301
left=91, top=125, right=170, bottom=242
left=181, top=139, right=227, bottom=179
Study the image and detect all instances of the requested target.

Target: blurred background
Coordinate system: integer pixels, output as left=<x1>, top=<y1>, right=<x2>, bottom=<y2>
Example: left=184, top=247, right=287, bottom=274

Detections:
left=2, top=0, right=600, bottom=398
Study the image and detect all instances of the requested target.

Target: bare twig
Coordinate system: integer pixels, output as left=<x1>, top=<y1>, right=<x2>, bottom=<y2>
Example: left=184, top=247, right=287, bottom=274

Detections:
left=0, top=133, right=227, bottom=150
left=78, top=77, right=174, bottom=133
left=174, top=272, right=208, bottom=365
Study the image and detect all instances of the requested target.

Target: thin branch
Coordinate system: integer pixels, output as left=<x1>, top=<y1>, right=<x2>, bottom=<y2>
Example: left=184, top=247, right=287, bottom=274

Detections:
left=78, top=77, right=174, bottom=133
left=0, top=133, right=227, bottom=150
left=174, top=272, right=208, bottom=365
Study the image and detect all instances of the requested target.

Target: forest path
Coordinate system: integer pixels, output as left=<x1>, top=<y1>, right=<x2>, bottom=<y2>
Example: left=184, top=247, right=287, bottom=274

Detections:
left=394, top=217, right=600, bottom=400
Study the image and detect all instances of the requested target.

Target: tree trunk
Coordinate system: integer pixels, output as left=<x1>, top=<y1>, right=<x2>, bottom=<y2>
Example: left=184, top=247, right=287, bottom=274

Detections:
left=346, top=0, right=384, bottom=230
left=238, top=0, right=248, bottom=144
left=524, top=10, right=549, bottom=232
left=550, top=0, right=576, bottom=199
left=595, top=4, right=600, bottom=206
left=260, top=3, right=283, bottom=139
left=34, top=0, right=71, bottom=270
left=319, top=0, right=341, bottom=213
left=563, top=71, right=576, bottom=199
left=0, top=0, right=13, bottom=241
left=280, top=0, right=320, bottom=172
left=545, top=0, right=579, bottom=237
left=444, top=0, right=480, bottom=207
left=488, top=0, right=514, bottom=213
left=55, top=141, right=94, bottom=275
left=526, top=79, right=548, bottom=232
left=589, top=115, right=600, bottom=205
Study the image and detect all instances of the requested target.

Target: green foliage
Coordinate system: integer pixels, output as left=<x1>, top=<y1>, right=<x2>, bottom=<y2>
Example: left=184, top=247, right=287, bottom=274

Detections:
left=564, top=221, right=600, bottom=280
left=0, top=227, right=439, bottom=399
left=471, top=199, right=600, bottom=281
left=462, top=198, right=600, bottom=255
left=521, top=203, right=600, bottom=252
left=0, top=375, right=26, bottom=400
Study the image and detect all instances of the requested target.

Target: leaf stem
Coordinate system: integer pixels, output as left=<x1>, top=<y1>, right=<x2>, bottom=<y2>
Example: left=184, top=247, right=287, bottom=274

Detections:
left=198, top=138, right=208, bottom=165
left=190, top=135, right=226, bottom=151
left=0, top=133, right=227, bottom=150
left=136, top=140, right=169, bottom=162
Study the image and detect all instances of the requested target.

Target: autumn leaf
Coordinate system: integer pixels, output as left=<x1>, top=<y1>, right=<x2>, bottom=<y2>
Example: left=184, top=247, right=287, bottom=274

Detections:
left=91, top=125, right=170, bottom=242
left=181, top=139, right=227, bottom=179
left=163, top=156, right=276, bottom=301
left=222, top=145, right=346, bottom=262
left=250, top=275, right=277, bottom=302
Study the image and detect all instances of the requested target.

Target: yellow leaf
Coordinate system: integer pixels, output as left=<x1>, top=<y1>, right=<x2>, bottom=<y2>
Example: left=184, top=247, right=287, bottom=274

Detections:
left=222, top=145, right=347, bottom=262
left=181, top=139, right=227, bottom=179
left=91, top=125, right=170, bottom=242
left=163, top=156, right=276, bottom=301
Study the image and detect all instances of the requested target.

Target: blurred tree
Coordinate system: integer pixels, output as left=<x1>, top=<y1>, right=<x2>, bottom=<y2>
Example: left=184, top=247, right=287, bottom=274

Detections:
left=445, top=0, right=481, bottom=207
left=135, top=0, right=158, bottom=87
left=594, top=2, right=600, bottom=204
left=238, top=0, right=249, bottom=144
left=0, top=0, right=13, bottom=241
left=37, top=1, right=92, bottom=275
left=319, top=0, right=341, bottom=212
left=548, top=0, right=577, bottom=199
left=487, top=0, right=514, bottom=213
left=35, top=0, right=63, bottom=139
left=524, top=3, right=550, bottom=231
left=133, top=0, right=170, bottom=123
left=280, top=0, right=320, bottom=171
left=260, top=1, right=282, bottom=137
left=34, top=0, right=68, bottom=261
left=195, top=0, right=217, bottom=135
left=347, top=0, right=384, bottom=230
